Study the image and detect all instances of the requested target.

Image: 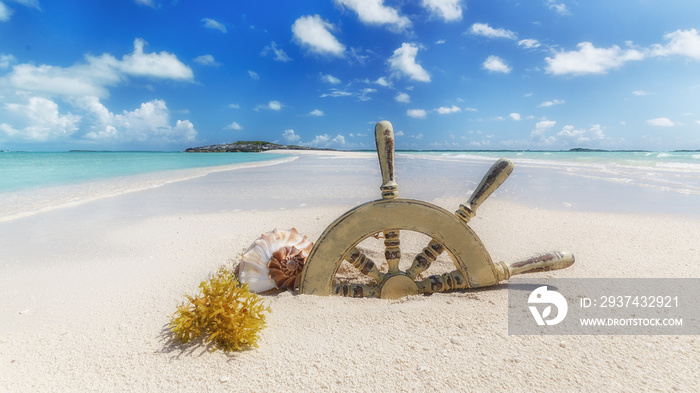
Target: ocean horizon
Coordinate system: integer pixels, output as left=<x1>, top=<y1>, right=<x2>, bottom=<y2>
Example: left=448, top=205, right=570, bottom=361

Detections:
left=2, top=149, right=699, bottom=221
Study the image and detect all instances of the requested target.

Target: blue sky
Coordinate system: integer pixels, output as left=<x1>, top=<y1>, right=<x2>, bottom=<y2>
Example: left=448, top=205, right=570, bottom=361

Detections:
left=1, top=0, right=699, bottom=151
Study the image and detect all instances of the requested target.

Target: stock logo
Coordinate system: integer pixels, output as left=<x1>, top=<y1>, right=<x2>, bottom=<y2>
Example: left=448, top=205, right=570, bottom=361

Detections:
left=528, top=286, right=568, bottom=326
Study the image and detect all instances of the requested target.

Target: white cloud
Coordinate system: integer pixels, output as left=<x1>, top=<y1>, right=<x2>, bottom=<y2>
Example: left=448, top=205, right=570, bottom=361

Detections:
left=254, top=101, right=282, bottom=111
left=6, top=63, right=112, bottom=97
left=260, top=41, right=292, bottom=62
left=292, top=15, right=345, bottom=57
left=531, top=120, right=556, bottom=135
left=2, top=39, right=192, bottom=99
left=388, top=43, right=430, bottom=82
left=421, top=0, right=463, bottom=22
left=483, top=55, right=511, bottom=73
left=119, top=39, right=194, bottom=80
left=647, top=117, right=676, bottom=127
left=134, top=0, right=154, bottom=7
left=193, top=54, right=220, bottom=66
left=412, top=133, right=424, bottom=139
left=229, top=104, right=241, bottom=109
left=518, top=39, right=541, bottom=49
left=651, top=29, right=700, bottom=61
left=394, top=92, right=410, bottom=103
left=334, top=0, right=411, bottom=32
left=1, top=97, right=80, bottom=141
left=310, top=109, right=324, bottom=116
left=470, top=23, right=517, bottom=40
left=435, top=105, right=461, bottom=114
left=374, top=76, right=391, bottom=87
left=78, top=97, right=197, bottom=143
left=545, top=42, right=644, bottom=75
left=538, top=99, right=565, bottom=107
left=632, top=90, right=650, bottom=96
left=509, top=113, right=521, bottom=121
left=0, top=53, right=15, bottom=68
left=320, top=89, right=353, bottom=98
left=548, top=3, right=570, bottom=16
left=332, top=134, right=346, bottom=145
left=202, top=18, right=227, bottom=33
left=0, top=2, right=11, bottom=22
left=283, top=129, right=301, bottom=144
left=305, top=133, right=347, bottom=148
left=407, top=108, right=427, bottom=118
left=320, top=73, right=342, bottom=84
left=557, top=124, right=606, bottom=143
left=248, top=70, right=260, bottom=80
left=225, top=122, right=243, bottom=130
left=395, top=130, right=405, bottom=136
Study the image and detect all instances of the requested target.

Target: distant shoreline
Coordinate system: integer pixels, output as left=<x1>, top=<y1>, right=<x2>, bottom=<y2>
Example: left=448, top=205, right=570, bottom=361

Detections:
left=184, top=141, right=335, bottom=153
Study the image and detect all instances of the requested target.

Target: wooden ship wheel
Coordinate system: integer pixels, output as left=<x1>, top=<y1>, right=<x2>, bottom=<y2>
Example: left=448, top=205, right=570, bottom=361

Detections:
left=298, top=120, right=574, bottom=299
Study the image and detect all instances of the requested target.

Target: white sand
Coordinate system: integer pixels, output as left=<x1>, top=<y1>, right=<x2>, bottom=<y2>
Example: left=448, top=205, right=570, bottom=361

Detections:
left=1, top=151, right=699, bottom=392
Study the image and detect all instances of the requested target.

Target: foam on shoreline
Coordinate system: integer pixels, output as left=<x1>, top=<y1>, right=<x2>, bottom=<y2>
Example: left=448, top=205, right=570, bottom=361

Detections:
left=0, top=156, right=297, bottom=222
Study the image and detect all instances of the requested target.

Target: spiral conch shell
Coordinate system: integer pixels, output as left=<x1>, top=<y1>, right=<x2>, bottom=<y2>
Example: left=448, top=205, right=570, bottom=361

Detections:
left=236, top=228, right=314, bottom=292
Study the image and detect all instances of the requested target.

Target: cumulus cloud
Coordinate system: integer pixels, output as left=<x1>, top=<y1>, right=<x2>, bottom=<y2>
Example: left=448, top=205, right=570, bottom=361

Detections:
left=647, top=117, right=676, bottom=127
left=482, top=55, right=511, bottom=73
left=120, top=39, right=193, bottom=80
left=225, top=122, right=243, bottom=130
left=334, top=0, right=411, bottom=32
left=0, top=53, right=15, bottom=68
left=388, top=43, right=430, bottom=82
left=650, top=29, right=700, bottom=61
left=77, top=97, right=197, bottom=143
left=557, top=124, right=606, bottom=143
left=260, top=41, right=292, bottom=62
left=545, top=42, right=644, bottom=75
left=509, top=113, right=521, bottom=121
left=305, top=133, right=347, bottom=148
left=407, top=108, right=427, bottom=118
left=255, top=100, right=282, bottom=111
left=470, top=23, right=517, bottom=39
left=193, top=54, right=220, bottom=66
left=1, top=97, right=80, bottom=141
left=435, top=105, right=461, bottom=114
left=394, top=92, right=410, bottom=103
left=202, top=18, right=227, bottom=33
left=374, top=77, right=391, bottom=87
left=320, top=73, right=342, bottom=84
left=2, top=39, right=192, bottom=99
left=530, top=120, right=556, bottom=142
left=421, top=0, right=463, bottom=22
left=292, top=15, right=345, bottom=57
left=283, top=129, right=301, bottom=144
left=309, top=109, right=324, bottom=116
left=538, top=99, right=565, bottom=107
left=248, top=70, right=260, bottom=80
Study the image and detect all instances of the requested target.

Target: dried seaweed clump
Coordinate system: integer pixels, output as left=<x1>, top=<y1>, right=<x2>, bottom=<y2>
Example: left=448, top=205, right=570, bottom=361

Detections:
left=169, top=267, right=271, bottom=351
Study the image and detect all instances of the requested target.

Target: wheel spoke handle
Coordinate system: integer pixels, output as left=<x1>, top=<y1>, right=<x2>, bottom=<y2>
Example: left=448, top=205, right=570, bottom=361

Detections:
left=405, top=239, right=445, bottom=279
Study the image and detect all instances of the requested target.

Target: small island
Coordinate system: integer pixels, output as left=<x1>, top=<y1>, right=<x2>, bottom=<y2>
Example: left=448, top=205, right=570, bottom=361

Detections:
left=184, top=141, right=335, bottom=153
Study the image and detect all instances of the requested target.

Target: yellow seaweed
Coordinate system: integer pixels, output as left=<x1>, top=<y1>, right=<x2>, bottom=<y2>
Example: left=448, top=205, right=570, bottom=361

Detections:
left=169, top=267, right=271, bottom=351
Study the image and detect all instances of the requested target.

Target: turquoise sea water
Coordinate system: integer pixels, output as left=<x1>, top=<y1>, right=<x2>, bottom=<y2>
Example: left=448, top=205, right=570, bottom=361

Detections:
left=401, top=150, right=700, bottom=197
left=0, top=151, right=281, bottom=194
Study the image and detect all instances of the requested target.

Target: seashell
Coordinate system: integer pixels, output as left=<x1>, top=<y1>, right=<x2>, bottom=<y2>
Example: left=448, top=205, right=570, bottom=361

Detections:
left=236, top=228, right=314, bottom=292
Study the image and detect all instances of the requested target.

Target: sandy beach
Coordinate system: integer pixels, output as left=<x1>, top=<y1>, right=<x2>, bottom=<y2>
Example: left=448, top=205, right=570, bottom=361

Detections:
left=1, top=150, right=699, bottom=392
